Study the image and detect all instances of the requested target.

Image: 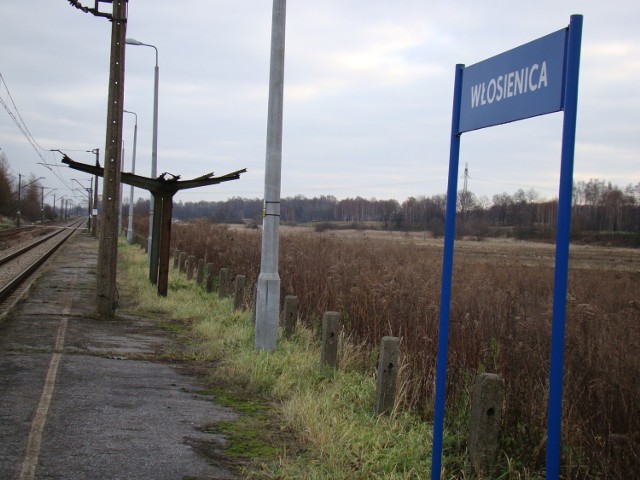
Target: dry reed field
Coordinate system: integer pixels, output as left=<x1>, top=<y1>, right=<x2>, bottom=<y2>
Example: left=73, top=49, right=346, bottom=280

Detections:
left=169, top=220, right=640, bottom=478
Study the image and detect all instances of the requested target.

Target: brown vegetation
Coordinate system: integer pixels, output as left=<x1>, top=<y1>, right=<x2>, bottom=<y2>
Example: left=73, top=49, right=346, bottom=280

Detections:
left=168, top=220, right=639, bottom=478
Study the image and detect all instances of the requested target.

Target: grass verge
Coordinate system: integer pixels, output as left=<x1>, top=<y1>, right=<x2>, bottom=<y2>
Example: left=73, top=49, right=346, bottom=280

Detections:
left=117, top=241, right=435, bottom=478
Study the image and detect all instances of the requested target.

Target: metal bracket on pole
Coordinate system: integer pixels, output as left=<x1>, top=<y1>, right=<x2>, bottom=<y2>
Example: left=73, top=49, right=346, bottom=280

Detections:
left=67, top=0, right=125, bottom=20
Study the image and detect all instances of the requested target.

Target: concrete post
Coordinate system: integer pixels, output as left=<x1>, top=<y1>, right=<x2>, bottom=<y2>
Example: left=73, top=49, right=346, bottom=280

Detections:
left=205, top=263, right=214, bottom=293
left=149, top=193, right=162, bottom=284
left=156, top=193, right=173, bottom=297
left=186, top=255, right=195, bottom=280
left=173, top=250, right=180, bottom=269
left=320, top=311, right=340, bottom=369
left=374, top=336, right=400, bottom=415
left=147, top=54, right=160, bottom=272
left=219, top=268, right=230, bottom=298
left=125, top=112, right=137, bottom=244
left=255, top=0, right=287, bottom=353
left=283, top=295, right=298, bottom=339
left=469, top=373, right=504, bottom=477
left=252, top=284, right=258, bottom=325
left=92, top=149, right=99, bottom=238
left=196, top=259, right=205, bottom=286
left=178, top=251, right=187, bottom=274
left=233, top=275, right=246, bottom=310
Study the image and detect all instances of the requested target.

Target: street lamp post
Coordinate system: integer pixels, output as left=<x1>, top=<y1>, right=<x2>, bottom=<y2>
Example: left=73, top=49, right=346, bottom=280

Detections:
left=124, top=109, right=138, bottom=244
left=41, top=186, right=57, bottom=224
left=255, top=0, right=287, bottom=352
left=16, top=173, right=21, bottom=227
left=88, top=148, right=100, bottom=237
left=72, top=178, right=92, bottom=231
left=16, top=175, right=45, bottom=227
left=126, top=37, right=159, bottom=279
left=118, top=142, right=125, bottom=237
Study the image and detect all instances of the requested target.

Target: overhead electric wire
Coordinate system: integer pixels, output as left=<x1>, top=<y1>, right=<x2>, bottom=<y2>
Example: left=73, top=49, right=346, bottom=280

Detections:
left=0, top=73, right=48, bottom=156
left=0, top=72, right=74, bottom=191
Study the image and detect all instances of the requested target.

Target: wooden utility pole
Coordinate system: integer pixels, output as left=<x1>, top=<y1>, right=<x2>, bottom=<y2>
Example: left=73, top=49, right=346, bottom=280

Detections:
left=97, top=0, right=127, bottom=317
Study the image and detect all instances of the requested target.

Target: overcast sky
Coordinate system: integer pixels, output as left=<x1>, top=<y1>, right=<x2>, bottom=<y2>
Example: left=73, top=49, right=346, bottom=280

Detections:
left=1, top=1, right=638, bottom=208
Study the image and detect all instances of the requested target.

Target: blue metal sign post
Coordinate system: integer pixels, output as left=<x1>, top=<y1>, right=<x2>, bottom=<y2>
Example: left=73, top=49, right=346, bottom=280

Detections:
left=430, top=15, right=582, bottom=480
left=546, top=15, right=583, bottom=479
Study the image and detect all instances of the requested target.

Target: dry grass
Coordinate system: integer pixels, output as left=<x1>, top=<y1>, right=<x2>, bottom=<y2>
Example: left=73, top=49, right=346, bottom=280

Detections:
left=168, top=221, right=640, bottom=478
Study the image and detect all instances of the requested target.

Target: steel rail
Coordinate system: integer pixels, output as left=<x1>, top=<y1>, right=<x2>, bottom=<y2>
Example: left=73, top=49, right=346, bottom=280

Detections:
left=0, top=219, right=84, bottom=303
left=0, top=228, right=69, bottom=267
left=0, top=226, right=37, bottom=240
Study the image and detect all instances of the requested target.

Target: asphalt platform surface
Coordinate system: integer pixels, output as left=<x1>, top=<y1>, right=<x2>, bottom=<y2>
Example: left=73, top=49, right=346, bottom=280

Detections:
left=0, top=232, right=238, bottom=480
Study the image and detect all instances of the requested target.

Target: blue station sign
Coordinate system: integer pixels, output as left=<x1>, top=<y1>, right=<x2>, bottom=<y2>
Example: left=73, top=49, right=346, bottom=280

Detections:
left=432, top=15, right=583, bottom=480
left=459, top=28, right=567, bottom=133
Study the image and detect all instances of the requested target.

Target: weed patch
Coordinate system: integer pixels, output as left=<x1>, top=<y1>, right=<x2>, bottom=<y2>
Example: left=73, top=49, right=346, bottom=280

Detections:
left=120, top=226, right=640, bottom=478
left=165, top=223, right=640, bottom=478
left=118, top=242, right=435, bottom=478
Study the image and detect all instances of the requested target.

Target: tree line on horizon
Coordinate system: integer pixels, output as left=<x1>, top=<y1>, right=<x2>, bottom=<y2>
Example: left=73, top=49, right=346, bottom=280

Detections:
left=3, top=154, right=638, bottom=244
left=157, top=178, right=640, bottom=243
left=0, top=157, right=83, bottom=223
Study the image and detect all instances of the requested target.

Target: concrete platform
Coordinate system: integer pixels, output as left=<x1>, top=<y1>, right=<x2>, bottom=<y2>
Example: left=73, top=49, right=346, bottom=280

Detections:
left=0, top=233, right=237, bottom=480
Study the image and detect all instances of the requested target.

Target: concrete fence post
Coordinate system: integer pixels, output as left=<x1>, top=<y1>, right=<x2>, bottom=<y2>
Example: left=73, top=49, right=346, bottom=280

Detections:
left=219, top=268, right=230, bottom=298
left=469, top=373, right=504, bottom=477
left=283, top=295, right=298, bottom=339
left=252, top=283, right=258, bottom=325
left=178, top=251, right=187, bottom=274
left=374, top=336, right=400, bottom=415
left=173, top=250, right=181, bottom=269
left=205, top=263, right=214, bottom=293
left=320, top=311, right=340, bottom=369
left=186, top=255, right=195, bottom=280
left=233, top=275, right=246, bottom=310
left=196, top=259, right=205, bottom=286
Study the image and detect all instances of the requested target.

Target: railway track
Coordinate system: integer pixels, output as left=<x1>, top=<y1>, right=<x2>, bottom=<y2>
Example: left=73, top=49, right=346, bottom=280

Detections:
left=0, top=219, right=85, bottom=310
left=0, top=225, right=38, bottom=240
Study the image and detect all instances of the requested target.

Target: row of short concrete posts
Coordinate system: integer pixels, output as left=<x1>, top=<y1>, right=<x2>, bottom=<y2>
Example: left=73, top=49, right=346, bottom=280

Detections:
left=283, top=302, right=401, bottom=417
left=284, top=297, right=504, bottom=477
left=170, top=256, right=504, bottom=477
left=133, top=234, right=149, bottom=253
left=172, top=250, right=246, bottom=310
